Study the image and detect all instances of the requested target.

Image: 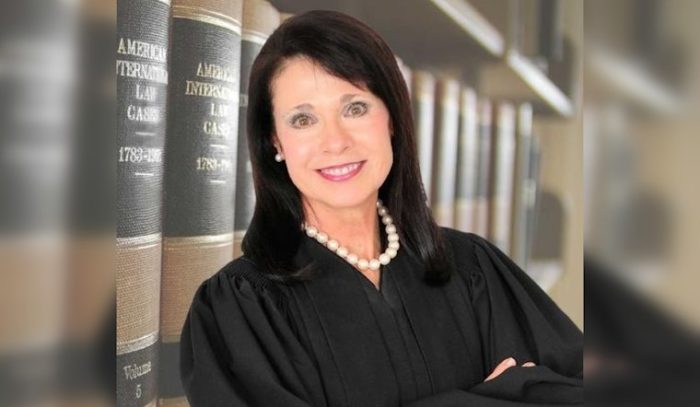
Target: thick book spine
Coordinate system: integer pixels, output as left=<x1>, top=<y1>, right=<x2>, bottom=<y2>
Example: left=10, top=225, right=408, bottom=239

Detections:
left=524, top=135, right=542, bottom=270
left=454, top=87, right=479, bottom=232
left=473, top=99, right=493, bottom=237
left=529, top=189, right=563, bottom=291
left=395, top=56, right=413, bottom=100
left=431, top=78, right=461, bottom=227
left=160, top=0, right=243, bottom=405
left=234, top=0, right=280, bottom=258
left=538, top=0, right=563, bottom=61
left=116, top=0, right=171, bottom=406
left=488, top=101, right=517, bottom=254
left=511, top=103, right=534, bottom=268
left=0, top=0, right=77, bottom=405
left=411, top=71, right=436, bottom=203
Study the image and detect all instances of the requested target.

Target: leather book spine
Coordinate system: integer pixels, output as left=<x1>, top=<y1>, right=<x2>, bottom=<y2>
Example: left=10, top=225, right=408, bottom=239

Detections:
left=159, top=0, right=243, bottom=404
left=116, top=0, right=171, bottom=405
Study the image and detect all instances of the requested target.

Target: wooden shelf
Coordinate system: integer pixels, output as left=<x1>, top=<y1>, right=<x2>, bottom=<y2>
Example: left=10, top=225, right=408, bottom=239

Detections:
left=270, top=0, right=575, bottom=117
left=428, top=0, right=504, bottom=57
left=269, top=0, right=502, bottom=74
left=480, top=49, right=575, bottom=117
left=588, top=48, right=680, bottom=116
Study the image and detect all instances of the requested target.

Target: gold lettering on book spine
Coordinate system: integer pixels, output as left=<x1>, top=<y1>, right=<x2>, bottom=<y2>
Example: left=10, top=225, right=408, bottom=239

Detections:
left=172, top=4, right=242, bottom=34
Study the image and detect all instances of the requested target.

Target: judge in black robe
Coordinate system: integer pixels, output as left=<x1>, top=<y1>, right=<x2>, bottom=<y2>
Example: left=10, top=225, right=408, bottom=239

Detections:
left=180, top=10, right=583, bottom=406
left=180, top=229, right=583, bottom=406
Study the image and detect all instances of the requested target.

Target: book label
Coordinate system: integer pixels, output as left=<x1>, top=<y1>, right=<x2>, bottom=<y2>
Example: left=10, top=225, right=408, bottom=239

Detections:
left=164, top=17, right=241, bottom=236
left=117, top=339, right=158, bottom=407
left=117, top=0, right=170, bottom=238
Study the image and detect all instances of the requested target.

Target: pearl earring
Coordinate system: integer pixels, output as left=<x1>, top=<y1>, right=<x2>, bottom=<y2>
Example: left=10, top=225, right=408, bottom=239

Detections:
left=274, top=152, right=284, bottom=162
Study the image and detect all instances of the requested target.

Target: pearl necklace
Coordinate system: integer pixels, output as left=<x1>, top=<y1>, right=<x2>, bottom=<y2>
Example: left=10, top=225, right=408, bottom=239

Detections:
left=302, top=200, right=400, bottom=271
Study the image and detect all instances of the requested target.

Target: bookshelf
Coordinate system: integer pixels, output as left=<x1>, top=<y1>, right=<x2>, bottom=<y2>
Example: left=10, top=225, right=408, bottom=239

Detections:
left=271, top=0, right=575, bottom=117
left=428, top=0, right=505, bottom=57
left=587, top=48, right=680, bottom=116
left=481, top=49, right=574, bottom=117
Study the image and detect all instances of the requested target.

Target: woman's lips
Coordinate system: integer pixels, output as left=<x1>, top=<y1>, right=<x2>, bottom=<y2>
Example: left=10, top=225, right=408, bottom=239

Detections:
left=317, top=161, right=365, bottom=182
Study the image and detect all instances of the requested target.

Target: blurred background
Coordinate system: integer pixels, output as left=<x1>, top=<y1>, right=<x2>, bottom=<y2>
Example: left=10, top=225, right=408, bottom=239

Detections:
left=1, top=0, right=699, bottom=406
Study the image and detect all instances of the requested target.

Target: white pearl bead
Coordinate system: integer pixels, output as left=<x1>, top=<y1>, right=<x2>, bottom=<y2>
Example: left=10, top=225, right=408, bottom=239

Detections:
left=386, top=248, right=397, bottom=258
left=327, top=239, right=339, bottom=251
left=305, top=226, right=317, bottom=238
left=369, top=259, right=381, bottom=270
left=388, top=241, right=399, bottom=250
left=347, top=254, right=358, bottom=265
left=376, top=199, right=383, bottom=207
left=336, top=246, right=348, bottom=258
left=385, top=224, right=396, bottom=234
left=316, top=232, right=328, bottom=244
left=379, top=253, right=391, bottom=265
left=378, top=207, right=387, bottom=216
left=382, top=215, right=393, bottom=225
left=357, top=259, right=369, bottom=270
left=388, top=233, right=399, bottom=242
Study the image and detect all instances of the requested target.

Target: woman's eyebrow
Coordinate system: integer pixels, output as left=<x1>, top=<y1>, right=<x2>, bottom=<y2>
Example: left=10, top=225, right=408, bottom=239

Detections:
left=340, top=93, right=361, bottom=103
left=289, top=103, right=313, bottom=112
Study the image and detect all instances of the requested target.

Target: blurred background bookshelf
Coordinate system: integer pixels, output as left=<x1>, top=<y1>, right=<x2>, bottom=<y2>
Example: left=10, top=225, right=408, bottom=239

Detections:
left=271, top=0, right=584, bottom=328
left=584, top=0, right=699, bottom=335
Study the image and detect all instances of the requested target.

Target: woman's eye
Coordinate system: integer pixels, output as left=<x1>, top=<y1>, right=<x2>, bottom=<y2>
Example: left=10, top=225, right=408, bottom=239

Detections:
left=290, top=114, right=314, bottom=128
left=346, top=102, right=368, bottom=117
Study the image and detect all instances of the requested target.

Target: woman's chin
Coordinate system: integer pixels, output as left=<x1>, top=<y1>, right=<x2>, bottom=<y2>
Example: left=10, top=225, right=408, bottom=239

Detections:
left=308, top=192, right=378, bottom=212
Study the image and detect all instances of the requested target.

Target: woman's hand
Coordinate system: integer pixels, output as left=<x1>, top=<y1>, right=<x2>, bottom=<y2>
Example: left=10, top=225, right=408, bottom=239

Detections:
left=484, top=357, right=536, bottom=382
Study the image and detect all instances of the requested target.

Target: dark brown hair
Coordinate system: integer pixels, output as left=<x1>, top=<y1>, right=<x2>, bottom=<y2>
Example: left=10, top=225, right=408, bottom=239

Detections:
left=242, top=10, right=449, bottom=283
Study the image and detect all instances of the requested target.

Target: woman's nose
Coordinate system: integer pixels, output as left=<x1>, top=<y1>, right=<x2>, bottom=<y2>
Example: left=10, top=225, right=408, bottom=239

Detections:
left=320, top=118, right=352, bottom=154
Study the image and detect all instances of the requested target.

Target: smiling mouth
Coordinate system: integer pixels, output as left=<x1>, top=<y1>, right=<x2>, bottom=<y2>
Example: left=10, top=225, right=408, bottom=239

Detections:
left=316, top=161, right=365, bottom=181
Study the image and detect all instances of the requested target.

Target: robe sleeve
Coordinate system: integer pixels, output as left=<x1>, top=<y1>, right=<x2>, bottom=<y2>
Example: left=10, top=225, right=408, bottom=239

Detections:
left=404, top=229, right=583, bottom=407
left=179, top=260, right=326, bottom=407
left=404, top=230, right=584, bottom=406
left=458, top=231, right=583, bottom=404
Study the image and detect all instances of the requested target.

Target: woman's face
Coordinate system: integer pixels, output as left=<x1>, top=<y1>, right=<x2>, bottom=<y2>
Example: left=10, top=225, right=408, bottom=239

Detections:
left=270, top=57, right=393, bottom=212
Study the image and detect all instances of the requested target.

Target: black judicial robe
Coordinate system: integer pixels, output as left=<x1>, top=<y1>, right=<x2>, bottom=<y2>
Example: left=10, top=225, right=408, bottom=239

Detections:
left=180, top=228, right=583, bottom=406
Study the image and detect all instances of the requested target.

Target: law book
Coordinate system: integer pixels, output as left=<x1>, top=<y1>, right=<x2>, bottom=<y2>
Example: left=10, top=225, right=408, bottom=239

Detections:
left=488, top=101, right=517, bottom=254
left=395, top=56, right=413, bottom=100
left=160, top=0, right=243, bottom=405
left=67, top=1, right=115, bottom=404
left=431, top=78, right=461, bottom=227
left=410, top=70, right=436, bottom=204
left=0, top=0, right=79, bottom=405
left=525, top=135, right=542, bottom=269
left=511, top=0, right=544, bottom=58
left=473, top=98, right=493, bottom=237
left=233, top=0, right=280, bottom=258
left=116, top=0, right=171, bottom=406
left=528, top=190, right=563, bottom=292
left=454, top=87, right=479, bottom=233
left=510, top=103, right=534, bottom=268
left=538, top=0, right=563, bottom=62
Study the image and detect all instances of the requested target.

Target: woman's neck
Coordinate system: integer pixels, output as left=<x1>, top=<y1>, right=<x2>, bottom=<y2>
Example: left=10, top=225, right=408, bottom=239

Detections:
left=303, top=197, right=381, bottom=261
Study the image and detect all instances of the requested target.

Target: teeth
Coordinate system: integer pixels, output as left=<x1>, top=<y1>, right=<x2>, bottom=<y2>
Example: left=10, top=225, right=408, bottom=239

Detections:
left=321, top=162, right=360, bottom=176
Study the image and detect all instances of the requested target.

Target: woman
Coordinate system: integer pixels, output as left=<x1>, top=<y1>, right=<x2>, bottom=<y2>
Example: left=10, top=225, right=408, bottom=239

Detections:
left=181, top=10, right=582, bottom=406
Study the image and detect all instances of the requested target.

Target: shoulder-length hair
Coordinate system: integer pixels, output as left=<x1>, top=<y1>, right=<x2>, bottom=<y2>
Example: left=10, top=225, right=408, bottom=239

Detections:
left=242, top=9, right=450, bottom=284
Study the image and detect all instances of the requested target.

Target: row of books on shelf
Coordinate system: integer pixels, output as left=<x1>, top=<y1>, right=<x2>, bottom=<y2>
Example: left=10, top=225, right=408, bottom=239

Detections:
left=397, top=59, right=541, bottom=275
left=116, top=0, right=542, bottom=406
